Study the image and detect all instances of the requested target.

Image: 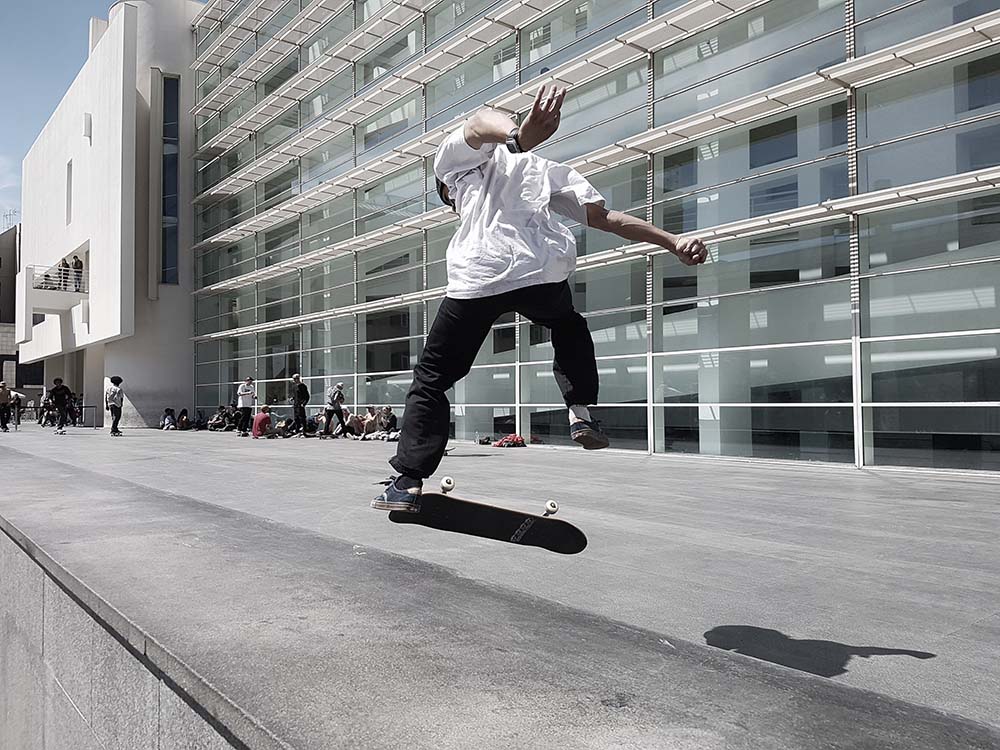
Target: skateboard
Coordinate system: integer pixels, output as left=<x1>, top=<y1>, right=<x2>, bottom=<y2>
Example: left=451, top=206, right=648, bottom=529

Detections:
left=387, top=477, right=587, bottom=555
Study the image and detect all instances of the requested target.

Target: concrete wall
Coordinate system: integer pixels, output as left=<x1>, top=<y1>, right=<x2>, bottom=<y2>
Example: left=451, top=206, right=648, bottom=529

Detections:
left=0, top=530, right=234, bottom=750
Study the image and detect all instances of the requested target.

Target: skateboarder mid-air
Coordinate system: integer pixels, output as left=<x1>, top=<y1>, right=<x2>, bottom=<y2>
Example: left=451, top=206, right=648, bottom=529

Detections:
left=373, top=86, right=708, bottom=513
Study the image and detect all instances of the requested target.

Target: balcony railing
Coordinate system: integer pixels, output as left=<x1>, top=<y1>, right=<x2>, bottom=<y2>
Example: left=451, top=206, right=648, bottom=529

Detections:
left=30, top=264, right=89, bottom=294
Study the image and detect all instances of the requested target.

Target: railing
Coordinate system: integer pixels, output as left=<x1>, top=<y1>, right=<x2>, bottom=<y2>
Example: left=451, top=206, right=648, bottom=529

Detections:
left=30, top=263, right=89, bottom=294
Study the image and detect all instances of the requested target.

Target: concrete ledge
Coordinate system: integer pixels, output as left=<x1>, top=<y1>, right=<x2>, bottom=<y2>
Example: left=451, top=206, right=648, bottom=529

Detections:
left=2, top=452, right=1000, bottom=749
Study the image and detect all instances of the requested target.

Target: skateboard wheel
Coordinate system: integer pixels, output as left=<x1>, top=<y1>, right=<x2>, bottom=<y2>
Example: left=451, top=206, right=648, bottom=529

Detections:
left=544, top=500, right=559, bottom=516
left=440, top=476, right=456, bottom=493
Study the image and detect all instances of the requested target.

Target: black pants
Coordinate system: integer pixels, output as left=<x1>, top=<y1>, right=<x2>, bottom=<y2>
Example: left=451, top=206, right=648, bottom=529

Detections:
left=109, top=405, right=122, bottom=433
left=0, top=404, right=9, bottom=430
left=390, top=281, right=598, bottom=480
left=293, top=404, right=307, bottom=434
left=324, top=406, right=347, bottom=436
left=56, top=404, right=69, bottom=430
left=238, top=407, right=252, bottom=433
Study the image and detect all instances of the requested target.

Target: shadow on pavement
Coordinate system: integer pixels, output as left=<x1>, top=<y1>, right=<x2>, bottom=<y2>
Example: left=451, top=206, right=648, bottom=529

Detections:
left=704, top=625, right=936, bottom=678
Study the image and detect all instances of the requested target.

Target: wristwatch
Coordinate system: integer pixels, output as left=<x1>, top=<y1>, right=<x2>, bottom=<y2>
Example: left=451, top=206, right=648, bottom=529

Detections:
left=505, top=127, right=524, bottom=154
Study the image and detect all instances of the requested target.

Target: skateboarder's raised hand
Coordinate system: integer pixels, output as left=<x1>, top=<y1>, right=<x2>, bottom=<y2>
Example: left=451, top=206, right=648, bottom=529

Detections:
left=462, top=85, right=567, bottom=151
left=518, top=85, right=566, bottom=150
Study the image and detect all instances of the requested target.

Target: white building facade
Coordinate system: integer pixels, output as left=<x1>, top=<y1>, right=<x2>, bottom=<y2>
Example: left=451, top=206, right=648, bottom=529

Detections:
left=16, top=0, right=203, bottom=426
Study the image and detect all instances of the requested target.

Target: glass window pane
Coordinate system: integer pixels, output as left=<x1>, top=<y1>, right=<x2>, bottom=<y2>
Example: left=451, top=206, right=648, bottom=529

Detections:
left=301, top=129, right=354, bottom=188
left=474, top=326, right=517, bottom=365
left=864, top=335, right=1000, bottom=402
left=861, top=192, right=1000, bottom=273
left=856, top=0, right=1000, bottom=55
left=449, top=406, right=516, bottom=442
left=656, top=280, right=852, bottom=351
left=305, top=345, right=356, bottom=377
left=449, top=366, right=516, bottom=404
left=653, top=0, right=845, bottom=124
left=361, top=337, right=423, bottom=373
left=524, top=406, right=648, bottom=450
left=859, top=119, right=1000, bottom=193
left=654, top=223, right=850, bottom=303
left=359, top=304, right=423, bottom=342
left=522, top=309, right=647, bottom=361
left=865, top=406, right=1000, bottom=470
left=655, top=405, right=854, bottom=460
left=655, top=344, right=852, bottom=404
left=305, top=318, right=355, bottom=348
left=428, top=0, right=495, bottom=43
left=862, top=262, right=1000, bottom=337
left=356, top=22, right=422, bottom=89
left=859, top=48, right=1000, bottom=147
left=521, top=356, right=647, bottom=404
left=572, top=260, right=646, bottom=313
left=363, top=372, right=412, bottom=404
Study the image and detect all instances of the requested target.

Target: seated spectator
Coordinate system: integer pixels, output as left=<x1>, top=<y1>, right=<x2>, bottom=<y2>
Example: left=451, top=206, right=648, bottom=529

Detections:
left=345, top=408, right=365, bottom=438
left=176, top=409, right=192, bottom=430
left=160, top=408, right=177, bottom=430
left=252, top=405, right=277, bottom=439
left=194, top=410, right=209, bottom=430
left=362, top=405, right=379, bottom=435
left=206, top=406, right=226, bottom=431
left=379, top=405, right=398, bottom=432
left=222, top=405, right=240, bottom=432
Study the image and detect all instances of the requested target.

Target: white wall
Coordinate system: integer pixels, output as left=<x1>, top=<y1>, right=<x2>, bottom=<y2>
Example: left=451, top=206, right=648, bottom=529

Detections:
left=19, top=4, right=137, bottom=359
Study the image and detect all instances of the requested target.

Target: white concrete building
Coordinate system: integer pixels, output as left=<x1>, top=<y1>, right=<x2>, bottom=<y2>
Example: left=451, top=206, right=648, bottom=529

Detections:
left=15, top=0, right=202, bottom=426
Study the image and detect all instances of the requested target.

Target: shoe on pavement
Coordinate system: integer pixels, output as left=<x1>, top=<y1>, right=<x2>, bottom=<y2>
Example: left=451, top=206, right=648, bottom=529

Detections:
left=371, top=476, right=422, bottom=513
left=570, top=419, right=609, bottom=450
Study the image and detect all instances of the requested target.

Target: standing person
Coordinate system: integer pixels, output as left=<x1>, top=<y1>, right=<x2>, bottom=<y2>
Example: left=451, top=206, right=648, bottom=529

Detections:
left=105, top=376, right=125, bottom=436
left=373, top=87, right=707, bottom=511
left=0, top=382, right=25, bottom=433
left=289, top=374, right=310, bottom=437
left=72, top=255, right=84, bottom=292
left=49, top=378, right=73, bottom=435
left=58, top=259, right=71, bottom=290
left=236, top=377, right=256, bottom=437
left=323, top=381, right=348, bottom=438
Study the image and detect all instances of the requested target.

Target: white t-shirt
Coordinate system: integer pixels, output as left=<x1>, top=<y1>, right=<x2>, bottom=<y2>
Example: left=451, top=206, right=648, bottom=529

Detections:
left=236, top=383, right=256, bottom=408
left=433, top=127, right=606, bottom=299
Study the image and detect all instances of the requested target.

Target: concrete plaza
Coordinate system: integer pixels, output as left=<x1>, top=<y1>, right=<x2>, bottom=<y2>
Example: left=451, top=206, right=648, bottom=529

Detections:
left=2, top=424, right=999, bottom=747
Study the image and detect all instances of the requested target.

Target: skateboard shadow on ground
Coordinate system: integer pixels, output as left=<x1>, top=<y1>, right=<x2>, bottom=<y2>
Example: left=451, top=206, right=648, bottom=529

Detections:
left=703, top=626, right=936, bottom=678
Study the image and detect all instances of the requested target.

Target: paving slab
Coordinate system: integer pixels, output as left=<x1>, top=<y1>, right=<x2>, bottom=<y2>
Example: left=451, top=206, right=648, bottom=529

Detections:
left=1, top=446, right=999, bottom=749
left=2, top=426, right=1000, bottom=732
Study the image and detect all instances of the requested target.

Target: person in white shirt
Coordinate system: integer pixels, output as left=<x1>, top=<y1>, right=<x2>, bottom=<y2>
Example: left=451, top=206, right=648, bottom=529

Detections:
left=104, top=376, right=125, bottom=436
left=373, top=86, right=707, bottom=513
left=236, top=377, right=257, bottom=437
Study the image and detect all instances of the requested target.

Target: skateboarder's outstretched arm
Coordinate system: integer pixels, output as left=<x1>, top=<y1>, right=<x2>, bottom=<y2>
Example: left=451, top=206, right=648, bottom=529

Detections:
left=585, top=204, right=708, bottom=266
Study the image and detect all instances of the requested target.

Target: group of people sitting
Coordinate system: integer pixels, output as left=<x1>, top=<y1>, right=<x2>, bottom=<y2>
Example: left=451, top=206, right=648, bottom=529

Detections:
left=159, top=407, right=203, bottom=430
left=242, top=404, right=398, bottom=440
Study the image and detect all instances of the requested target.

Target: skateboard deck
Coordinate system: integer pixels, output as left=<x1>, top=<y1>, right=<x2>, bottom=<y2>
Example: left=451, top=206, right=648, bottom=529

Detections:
left=389, top=492, right=587, bottom=555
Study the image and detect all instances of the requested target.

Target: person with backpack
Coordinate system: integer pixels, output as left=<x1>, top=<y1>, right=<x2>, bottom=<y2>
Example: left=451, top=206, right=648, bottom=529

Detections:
left=323, top=382, right=348, bottom=438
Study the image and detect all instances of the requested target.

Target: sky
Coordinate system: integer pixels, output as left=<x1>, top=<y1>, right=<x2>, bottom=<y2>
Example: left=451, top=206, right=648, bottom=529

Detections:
left=0, top=1, right=118, bottom=224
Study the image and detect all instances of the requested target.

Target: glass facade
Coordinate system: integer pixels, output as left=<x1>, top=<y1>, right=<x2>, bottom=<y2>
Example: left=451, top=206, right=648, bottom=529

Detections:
left=190, top=0, right=1000, bottom=470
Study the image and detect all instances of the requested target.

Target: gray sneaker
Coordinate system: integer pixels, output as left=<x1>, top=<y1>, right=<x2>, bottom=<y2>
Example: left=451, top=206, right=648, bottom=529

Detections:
left=371, top=477, right=422, bottom=513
